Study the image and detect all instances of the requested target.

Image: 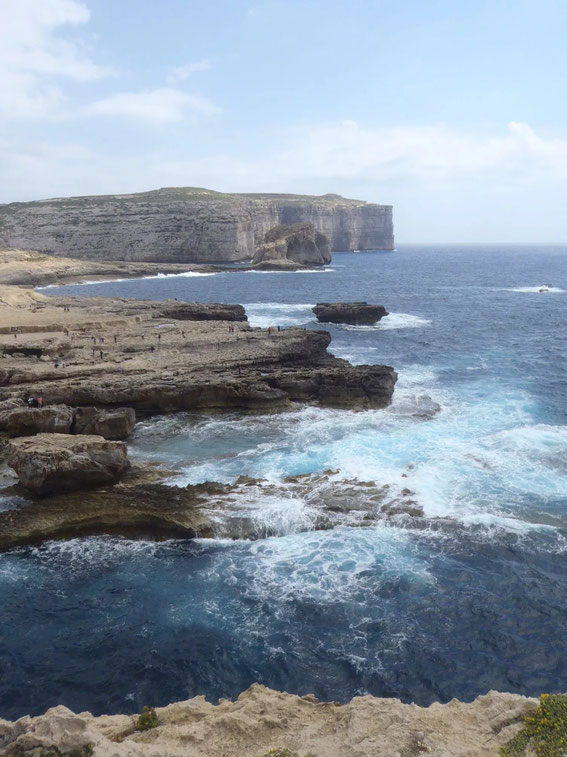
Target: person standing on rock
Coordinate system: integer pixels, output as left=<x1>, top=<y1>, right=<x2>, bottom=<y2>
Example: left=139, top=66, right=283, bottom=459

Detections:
left=37, top=397, right=43, bottom=408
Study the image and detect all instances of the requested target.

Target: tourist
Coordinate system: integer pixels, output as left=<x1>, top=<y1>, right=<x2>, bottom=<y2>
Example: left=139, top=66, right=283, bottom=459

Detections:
left=37, top=397, right=43, bottom=408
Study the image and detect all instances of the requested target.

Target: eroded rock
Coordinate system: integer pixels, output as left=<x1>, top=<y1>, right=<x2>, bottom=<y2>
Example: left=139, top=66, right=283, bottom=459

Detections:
left=0, top=684, right=539, bottom=757
left=0, top=403, right=74, bottom=436
left=313, top=301, right=389, bottom=324
left=7, top=433, right=129, bottom=496
left=72, top=407, right=136, bottom=440
left=252, top=223, right=331, bottom=268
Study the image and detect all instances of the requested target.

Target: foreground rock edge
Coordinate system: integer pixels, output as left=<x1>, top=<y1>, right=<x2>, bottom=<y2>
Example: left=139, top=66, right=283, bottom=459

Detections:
left=0, top=683, right=540, bottom=757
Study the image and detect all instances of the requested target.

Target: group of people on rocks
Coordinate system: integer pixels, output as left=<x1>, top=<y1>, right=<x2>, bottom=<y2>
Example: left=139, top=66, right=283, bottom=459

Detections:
left=26, top=396, right=43, bottom=408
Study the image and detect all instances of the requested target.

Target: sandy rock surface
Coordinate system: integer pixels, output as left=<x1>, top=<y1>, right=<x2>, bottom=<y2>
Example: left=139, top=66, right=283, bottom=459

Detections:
left=0, top=278, right=396, bottom=414
left=7, top=433, right=129, bottom=495
left=0, top=684, right=538, bottom=757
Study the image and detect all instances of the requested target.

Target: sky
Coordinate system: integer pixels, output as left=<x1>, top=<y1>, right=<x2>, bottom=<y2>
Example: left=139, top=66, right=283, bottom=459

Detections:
left=1, top=0, right=567, bottom=242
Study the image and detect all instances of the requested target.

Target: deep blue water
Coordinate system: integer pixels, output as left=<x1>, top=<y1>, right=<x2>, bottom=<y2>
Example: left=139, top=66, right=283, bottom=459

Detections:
left=1, top=245, right=566, bottom=719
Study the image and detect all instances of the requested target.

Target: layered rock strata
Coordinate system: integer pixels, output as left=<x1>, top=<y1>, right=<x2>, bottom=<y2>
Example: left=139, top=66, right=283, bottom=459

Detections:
left=0, top=683, right=538, bottom=757
left=7, top=433, right=129, bottom=495
left=0, top=399, right=135, bottom=440
left=0, top=287, right=396, bottom=414
left=252, top=223, right=331, bottom=268
left=313, top=301, right=389, bottom=324
left=0, top=187, right=394, bottom=263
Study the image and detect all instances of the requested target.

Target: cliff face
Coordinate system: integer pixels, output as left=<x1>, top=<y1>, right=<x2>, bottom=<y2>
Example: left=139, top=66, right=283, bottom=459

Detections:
left=0, top=188, right=394, bottom=263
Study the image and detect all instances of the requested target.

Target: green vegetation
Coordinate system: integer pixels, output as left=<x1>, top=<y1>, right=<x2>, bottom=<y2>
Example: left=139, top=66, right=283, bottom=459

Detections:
left=501, top=694, right=567, bottom=757
left=0, top=187, right=365, bottom=209
left=135, top=704, right=159, bottom=731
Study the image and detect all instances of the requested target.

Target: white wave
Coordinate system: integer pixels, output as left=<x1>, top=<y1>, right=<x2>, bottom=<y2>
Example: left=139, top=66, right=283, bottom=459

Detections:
left=249, top=268, right=335, bottom=274
left=503, top=285, right=565, bottom=293
left=238, top=527, right=435, bottom=605
left=27, top=536, right=160, bottom=571
left=244, top=302, right=315, bottom=328
left=339, top=313, right=431, bottom=331
left=38, top=270, right=220, bottom=290
left=153, top=271, right=218, bottom=279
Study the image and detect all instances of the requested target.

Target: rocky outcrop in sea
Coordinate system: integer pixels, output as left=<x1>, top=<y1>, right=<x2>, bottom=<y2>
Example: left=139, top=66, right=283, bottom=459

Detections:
left=252, top=223, right=331, bottom=269
left=313, top=301, right=389, bottom=324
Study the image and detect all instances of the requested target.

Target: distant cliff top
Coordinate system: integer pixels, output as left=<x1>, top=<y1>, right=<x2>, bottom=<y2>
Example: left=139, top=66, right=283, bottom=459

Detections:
left=0, top=188, right=394, bottom=262
left=0, top=186, right=391, bottom=209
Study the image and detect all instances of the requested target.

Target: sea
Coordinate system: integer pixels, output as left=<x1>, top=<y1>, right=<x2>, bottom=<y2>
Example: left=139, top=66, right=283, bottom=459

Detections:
left=1, top=244, right=566, bottom=719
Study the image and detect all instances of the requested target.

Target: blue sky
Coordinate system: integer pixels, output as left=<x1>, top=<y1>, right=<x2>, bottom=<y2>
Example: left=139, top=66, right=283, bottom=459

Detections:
left=1, top=0, right=567, bottom=242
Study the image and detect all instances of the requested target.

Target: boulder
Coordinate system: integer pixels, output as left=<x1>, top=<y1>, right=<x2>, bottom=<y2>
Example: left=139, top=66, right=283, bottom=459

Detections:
left=313, top=301, right=389, bottom=324
left=72, top=406, right=136, bottom=440
left=7, top=433, right=129, bottom=496
left=252, top=223, right=331, bottom=268
left=0, top=403, right=74, bottom=436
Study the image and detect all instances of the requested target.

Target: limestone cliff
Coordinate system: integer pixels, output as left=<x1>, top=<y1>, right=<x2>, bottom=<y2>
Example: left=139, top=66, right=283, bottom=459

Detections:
left=0, top=187, right=394, bottom=263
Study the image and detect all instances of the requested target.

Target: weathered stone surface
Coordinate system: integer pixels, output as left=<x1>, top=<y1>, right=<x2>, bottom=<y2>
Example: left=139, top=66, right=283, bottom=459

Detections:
left=72, top=407, right=136, bottom=440
left=0, top=279, right=397, bottom=414
left=0, top=471, right=215, bottom=550
left=0, top=188, right=394, bottom=263
left=7, top=433, right=129, bottom=495
left=252, top=223, right=331, bottom=268
left=0, top=403, right=74, bottom=436
left=0, top=684, right=539, bottom=757
left=313, top=301, right=389, bottom=324
left=154, top=301, right=247, bottom=321
left=270, top=361, right=397, bottom=409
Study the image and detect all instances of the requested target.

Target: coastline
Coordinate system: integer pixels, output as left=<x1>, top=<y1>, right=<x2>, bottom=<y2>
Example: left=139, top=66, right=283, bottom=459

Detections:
left=0, top=684, right=539, bottom=757
left=0, top=247, right=564, bottom=757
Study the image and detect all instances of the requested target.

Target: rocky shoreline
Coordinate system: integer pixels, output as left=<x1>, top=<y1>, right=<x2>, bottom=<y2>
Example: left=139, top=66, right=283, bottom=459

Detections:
left=0, top=248, right=328, bottom=289
left=0, top=248, right=396, bottom=548
left=0, top=684, right=539, bottom=757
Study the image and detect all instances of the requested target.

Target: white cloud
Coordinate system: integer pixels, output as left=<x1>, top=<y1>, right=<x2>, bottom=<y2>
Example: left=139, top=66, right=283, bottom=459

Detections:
left=2, top=121, right=567, bottom=241
left=0, top=0, right=108, bottom=117
left=149, top=121, right=567, bottom=187
left=271, top=120, right=567, bottom=182
left=85, top=87, right=220, bottom=123
left=167, top=58, right=211, bottom=84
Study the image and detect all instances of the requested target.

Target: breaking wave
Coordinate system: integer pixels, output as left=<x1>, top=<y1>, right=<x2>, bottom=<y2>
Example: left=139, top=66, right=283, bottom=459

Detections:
left=339, top=313, right=431, bottom=330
